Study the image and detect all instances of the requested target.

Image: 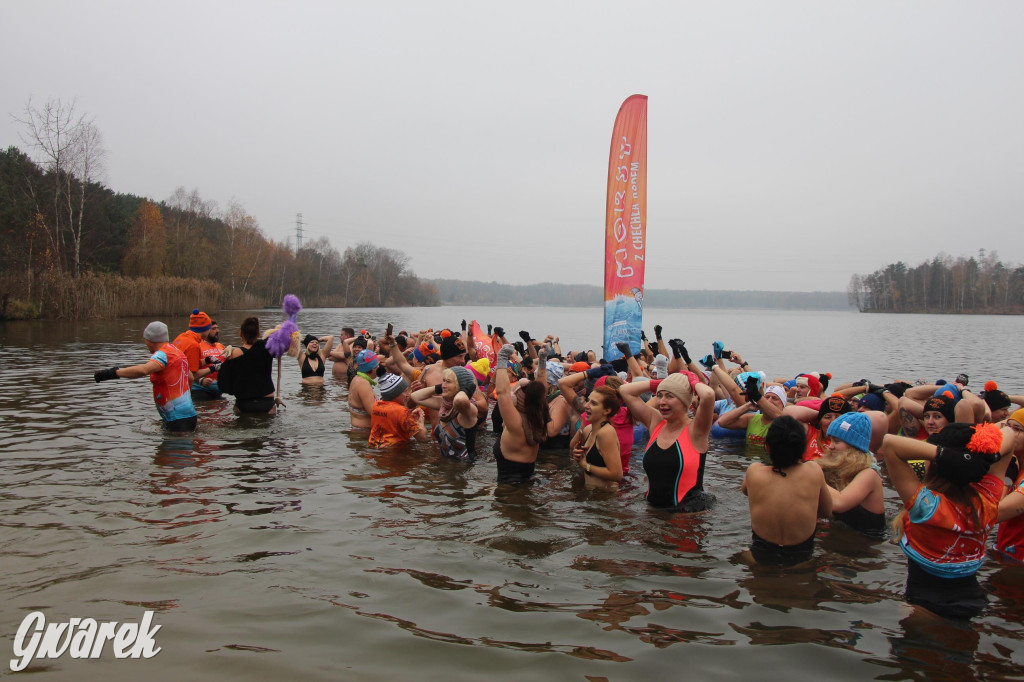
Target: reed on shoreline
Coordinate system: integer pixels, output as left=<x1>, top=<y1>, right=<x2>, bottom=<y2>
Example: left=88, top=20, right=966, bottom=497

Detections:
left=1, top=273, right=228, bottom=320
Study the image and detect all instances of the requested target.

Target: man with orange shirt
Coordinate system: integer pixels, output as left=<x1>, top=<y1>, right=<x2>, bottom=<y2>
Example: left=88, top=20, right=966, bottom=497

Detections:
left=193, top=320, right=229, bottom=398
left=93, top=321, right=198, bottom=432
left=173, top=309, right=220, bottom=389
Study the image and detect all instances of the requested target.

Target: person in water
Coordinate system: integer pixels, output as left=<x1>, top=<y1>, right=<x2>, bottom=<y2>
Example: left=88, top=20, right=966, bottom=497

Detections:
left=93, top=320, right=198, bottom=433
left=298, top=333, right=334, bottom=385
left=995, top=409, right=1024, bottom=560
left=192, top=320, right=229, bottom=399
left=570, top=384, right=624, bottom=490
left=173, top=309, right=221, bottom=391
left=742, top=415, right=832, bottom=565
left=819, top=412, right=887, bottom=536
left=368, top=373, right=429, bottom=447
left=217, top=316, right=278, bottom=415
left=328, top=327, right=356, bottom=380
left=782, top=393, right=852, bottom=461
left=492, top=343, right=549, bottom=484
left=716, top=376, right=787, bottom=448
left=348, top=349, right=382, bottom=430
left=881, top=422, right=1013, bottom=619
left=410, top=365, right=481, bottom=460
left=620, top=371, right=716, bottom=512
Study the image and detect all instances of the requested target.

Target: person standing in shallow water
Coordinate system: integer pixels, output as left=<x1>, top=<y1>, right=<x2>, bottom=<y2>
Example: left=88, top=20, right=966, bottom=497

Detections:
left=881, top=422, right=1014, bottom=620
left=217, top=316, right=278, bottom=415
left=742, top=415, right=832, bottom=565
left=492, top=344, right=549, bottom=484
left=620, top=372, right=717, bottom=512
left=93, top=320, right=198, bottom=433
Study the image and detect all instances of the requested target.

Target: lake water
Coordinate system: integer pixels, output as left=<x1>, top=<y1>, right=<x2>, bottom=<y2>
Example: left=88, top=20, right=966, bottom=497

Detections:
left=1, top=306, right=1022, bottom=680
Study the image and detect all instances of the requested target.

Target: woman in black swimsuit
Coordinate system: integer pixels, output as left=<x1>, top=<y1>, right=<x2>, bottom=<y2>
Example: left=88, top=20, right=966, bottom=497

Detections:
left=570, top=385, right=624, bottom=490
left=298, top=334, right=334, bottom=385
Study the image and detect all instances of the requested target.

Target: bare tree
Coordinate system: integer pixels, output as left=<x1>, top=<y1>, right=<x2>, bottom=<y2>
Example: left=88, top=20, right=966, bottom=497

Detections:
left=15, top=98, right=85, bottom=275
left=67, top=120, right=106, bottom=277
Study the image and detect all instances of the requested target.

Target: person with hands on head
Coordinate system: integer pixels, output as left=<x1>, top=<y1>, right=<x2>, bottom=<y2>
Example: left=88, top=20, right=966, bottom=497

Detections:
left=298, top=333, right=334, bottom=385
left=819, top=412, right=887, bottom=536
left=716, top=375, right=786, bottom=448
left=94, top=321, right=198, bottom=433
left=621, top=371, right=717, bottom=512
left=328, top=327, right=356, bottom=380
left=492, top=344, right=549, bottom=484
left=410, top=365, right=481, bottom=461
left=782, top=393, right=852, bottom=461
left=880, top=422, right=1014, bottom=619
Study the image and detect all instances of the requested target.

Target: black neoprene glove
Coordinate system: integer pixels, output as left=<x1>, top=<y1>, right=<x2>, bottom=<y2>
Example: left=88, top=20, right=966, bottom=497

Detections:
left=487, top=324, right=493, bottom=336
left=94, top=366, right=120, bottom=382
left=513, top=341, right=526, bottom=356
left=745, top=376, right=762, bottom=403
left=653, top=324, right=663, bottom=340
left=648, top=342, right=659, bottom=355
left=884, top=382, right=910, bottom=398
left=518, top=330, right=532, bottom=343
left=615, top=341, right=631, bottom=357
left=673, top=339, right=691, bottom=364
left=461, top=319, right=467, bottom=331
left=493, top=327, right=504, bottom=338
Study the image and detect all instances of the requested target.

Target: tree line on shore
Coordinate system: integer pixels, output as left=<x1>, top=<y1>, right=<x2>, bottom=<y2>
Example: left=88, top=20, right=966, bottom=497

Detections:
left=847, top=250, right=1024, bottom=314
left=433, top=279, right=850, bottom=310
left=0, top=99, right=439, bottom=319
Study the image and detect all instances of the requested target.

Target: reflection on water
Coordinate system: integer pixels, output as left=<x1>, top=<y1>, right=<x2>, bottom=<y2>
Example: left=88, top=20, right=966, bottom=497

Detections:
left=1, top=308, right=1023, bottom=680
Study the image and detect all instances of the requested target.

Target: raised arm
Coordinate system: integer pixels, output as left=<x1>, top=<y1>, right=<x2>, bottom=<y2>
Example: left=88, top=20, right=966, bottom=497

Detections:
left=494, top=344, right=524, bottom=436
left=620, top=377, right=661, bottom=431
left=557, top=370, right=588, bottom=415
left=689, top=382, right=717, bottom=449
left=388, top=335, right=416, bottom=382
left=410, top=384, right=442, bottom=411
left=319, top=335, right=335, bottom=358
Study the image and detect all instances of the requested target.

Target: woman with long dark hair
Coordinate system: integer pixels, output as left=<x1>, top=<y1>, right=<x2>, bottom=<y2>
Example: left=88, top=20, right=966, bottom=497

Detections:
left=493, top=344, right=549, bottom=484
left=880, top=422, right=1014, bottom=619
left=570, top=385, right=624, bottom=490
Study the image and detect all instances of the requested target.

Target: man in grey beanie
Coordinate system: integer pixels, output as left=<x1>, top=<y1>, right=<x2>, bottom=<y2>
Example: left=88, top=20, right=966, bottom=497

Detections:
left=93, top=321, right=198, bottom=433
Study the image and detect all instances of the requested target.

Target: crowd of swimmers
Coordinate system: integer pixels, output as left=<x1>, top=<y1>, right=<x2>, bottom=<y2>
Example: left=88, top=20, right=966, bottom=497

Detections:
left=93, top=311, right=1024, bottom=621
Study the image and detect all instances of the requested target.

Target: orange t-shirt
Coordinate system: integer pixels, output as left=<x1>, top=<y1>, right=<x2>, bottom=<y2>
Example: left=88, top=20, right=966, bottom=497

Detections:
left=369, top=400, right=421, bottom=446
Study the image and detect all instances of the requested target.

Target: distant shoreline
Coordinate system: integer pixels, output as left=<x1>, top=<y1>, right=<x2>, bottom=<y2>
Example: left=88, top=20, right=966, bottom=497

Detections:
left=430, top=278, right=852, bottom=311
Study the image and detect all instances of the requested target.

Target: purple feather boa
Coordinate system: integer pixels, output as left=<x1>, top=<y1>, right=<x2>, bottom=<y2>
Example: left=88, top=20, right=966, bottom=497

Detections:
left=266, top=295, right=302, bottom=358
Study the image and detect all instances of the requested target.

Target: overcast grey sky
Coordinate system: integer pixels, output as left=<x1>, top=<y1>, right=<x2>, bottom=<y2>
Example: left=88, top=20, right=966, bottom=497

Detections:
left=2, top=1, right=1022, bottom=292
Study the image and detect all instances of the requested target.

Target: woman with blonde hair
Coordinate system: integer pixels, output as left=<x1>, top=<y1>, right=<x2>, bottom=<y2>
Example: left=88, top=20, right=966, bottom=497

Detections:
left=410, top=365, right=480, bottom=461
left=818, top=412, right=886, bottom=536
